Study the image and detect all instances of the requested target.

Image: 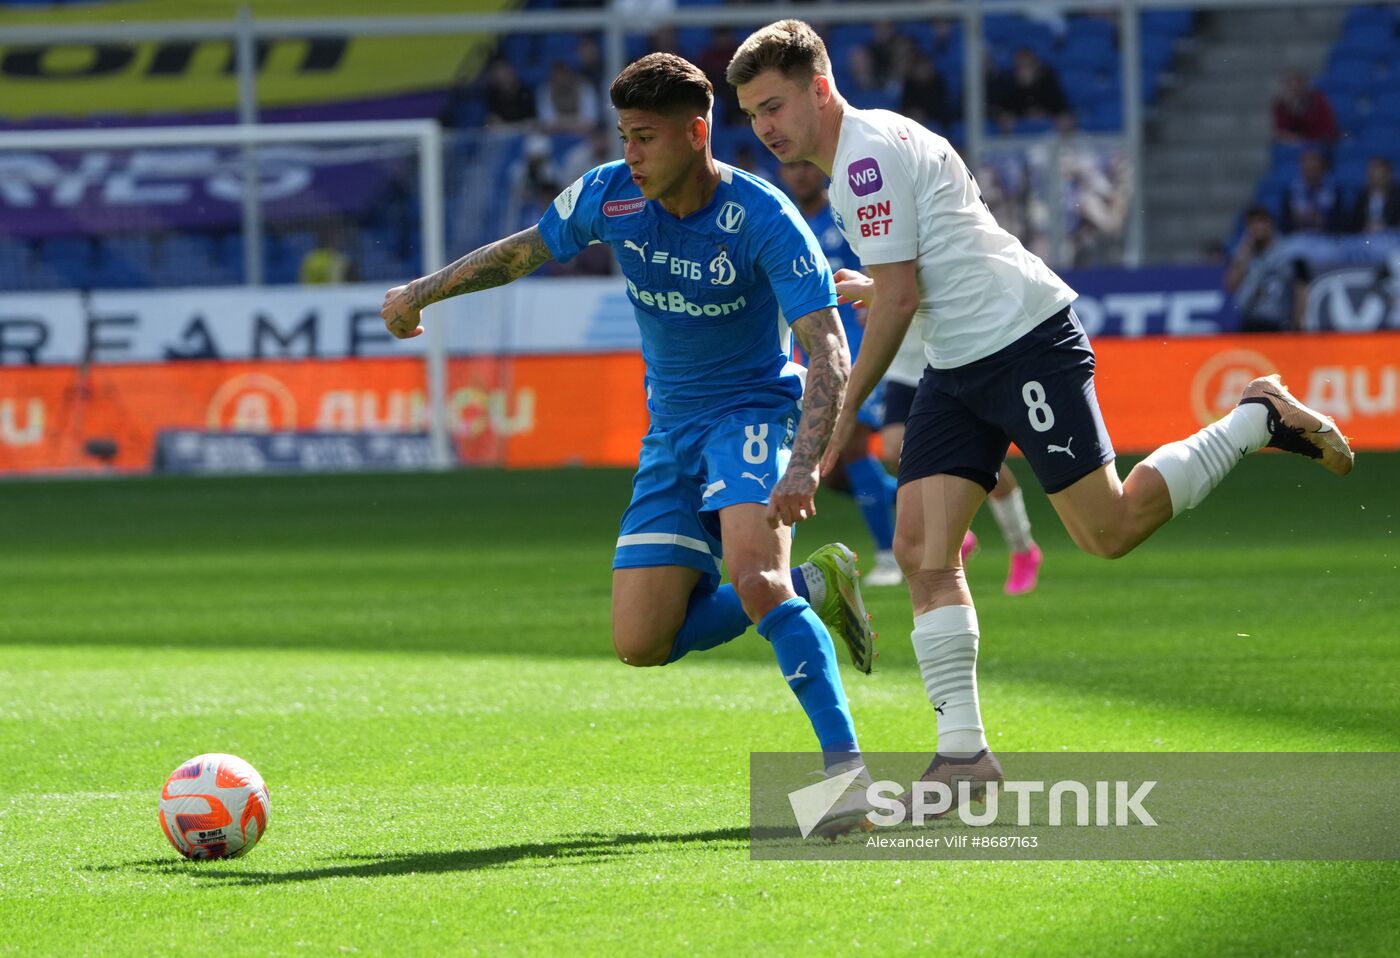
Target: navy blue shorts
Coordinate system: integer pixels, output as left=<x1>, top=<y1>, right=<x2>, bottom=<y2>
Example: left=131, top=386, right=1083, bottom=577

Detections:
left=898, top=307, right=1115, bottom=495
left=881, top=380, right=919, bottom=428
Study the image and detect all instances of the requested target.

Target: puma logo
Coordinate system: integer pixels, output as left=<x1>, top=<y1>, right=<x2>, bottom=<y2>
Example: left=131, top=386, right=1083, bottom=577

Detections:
left=1047, top=437, right=1075, bottom=459
left=783, top=661, right=808, bottom=683
left=741, top=471, right=770, bottom=489
left=623, top=239, right=649, bottom=261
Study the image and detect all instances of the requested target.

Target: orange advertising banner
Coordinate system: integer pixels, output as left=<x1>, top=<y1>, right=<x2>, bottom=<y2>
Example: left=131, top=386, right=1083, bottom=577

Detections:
left=0, top=334, right=1396, bottom=476
left=1090, top=333, right=1399, bottom=454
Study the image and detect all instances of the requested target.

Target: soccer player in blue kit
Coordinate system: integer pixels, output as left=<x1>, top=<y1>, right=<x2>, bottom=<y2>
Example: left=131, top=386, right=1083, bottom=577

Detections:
left=382, top=54, right=877, bottom=834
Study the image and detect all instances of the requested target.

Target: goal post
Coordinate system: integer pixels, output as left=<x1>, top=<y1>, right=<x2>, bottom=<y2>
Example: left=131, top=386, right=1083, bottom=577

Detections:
left=0, top=118, right=453, bottom=470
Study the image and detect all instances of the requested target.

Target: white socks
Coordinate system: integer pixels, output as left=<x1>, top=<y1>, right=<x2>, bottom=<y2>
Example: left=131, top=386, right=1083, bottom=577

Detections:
left=910, top=605, right=988, bottom=757
left=1142, top=404, right=1270, bottom=516
left=988, top=486, right=1034, bottom=552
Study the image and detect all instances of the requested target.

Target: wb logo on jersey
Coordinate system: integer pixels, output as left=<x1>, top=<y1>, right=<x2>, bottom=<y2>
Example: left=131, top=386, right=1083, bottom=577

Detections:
left=709, top=249, right=737, bottom=286
left=716, top=201, right=746, bottom=234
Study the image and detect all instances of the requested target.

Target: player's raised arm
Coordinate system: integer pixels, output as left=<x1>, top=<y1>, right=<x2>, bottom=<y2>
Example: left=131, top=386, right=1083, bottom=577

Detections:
left=768, top=306, right=850, bottom=528
left=381, top=226, right=555, bottom=340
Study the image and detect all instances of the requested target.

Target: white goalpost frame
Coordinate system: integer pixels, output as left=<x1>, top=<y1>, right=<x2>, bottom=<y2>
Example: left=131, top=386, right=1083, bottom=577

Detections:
left=0, top=119, right=453, bottom=470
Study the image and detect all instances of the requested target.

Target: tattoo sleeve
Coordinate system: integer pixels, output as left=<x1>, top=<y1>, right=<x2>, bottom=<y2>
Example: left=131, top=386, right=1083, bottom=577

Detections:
left=789, top=307, right=851, bottom=471
left=408, top=226, right=554, bottom=307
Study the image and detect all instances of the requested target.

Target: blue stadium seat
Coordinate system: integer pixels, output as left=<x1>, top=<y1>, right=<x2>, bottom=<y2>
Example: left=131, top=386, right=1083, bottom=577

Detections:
left=1333, top=158, right=1370, bottom=191
left=1067, top=16, right=1118, bottom=50
left=1371, top=90, right=1400, bottom=125
left=1344, top=5, right=1397, bottom=34
left=1141, top=9, right=1195, bottom=37
left=1080, top=100, right=1123, bottom=133
left=1334, top=29, right=1397, bottom=61
left=1322, top=56, right=1381, bottom=98
left=1361, top=124, right=1400, bottom=163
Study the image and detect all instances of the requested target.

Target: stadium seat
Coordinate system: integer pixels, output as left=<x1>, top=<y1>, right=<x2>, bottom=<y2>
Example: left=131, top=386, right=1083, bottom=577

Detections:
left=1343, top=5, right=1397, bottom=34
left=1371, top=91, right=1400, bottom=125
left=1361, top=124, right=1400, bottom=163
left=1334, top=29, right=1397, bottom=61
left=1333, top=157, right=1370, bottom=191
left=1322, top=57, right=1382, bottom=98
left=1141, top=8, right=1195, bottom=37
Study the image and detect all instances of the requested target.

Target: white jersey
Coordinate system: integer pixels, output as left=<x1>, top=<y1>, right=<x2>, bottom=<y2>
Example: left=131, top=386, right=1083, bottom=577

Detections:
left=884, top=319, right=927, bottom=387
left=828, top=107, right=1076, bottom=369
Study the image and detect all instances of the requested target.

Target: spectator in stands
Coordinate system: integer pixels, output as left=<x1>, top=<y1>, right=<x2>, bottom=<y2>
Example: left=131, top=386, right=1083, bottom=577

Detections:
left=1225, top=205, right=1306, bottom=332
left=1281, top=148, right=1343, bottom=234
left=866, top=21, right=914, bottom=92
left=560, top=124, right=616, bottom=187
left=517, top=132, right=562, bottom=199
left=536, top=61, right=600, bottom=134
left=697, top=27, right=743, bottom=125
left=989, top=47, right=1071, bottom=132
left=299, top=224, right=358, bottom=285
left=1271, top=69, right=1339, bottom=147
left=483, top=58, right=537, bottom=128
left=575, top=36, right=606, bottom=95
left=900, top=57, right=952, bottom=130
left=648, top=25, right=680, bottom=56
left=1348, top=157, right=1400, bottom=234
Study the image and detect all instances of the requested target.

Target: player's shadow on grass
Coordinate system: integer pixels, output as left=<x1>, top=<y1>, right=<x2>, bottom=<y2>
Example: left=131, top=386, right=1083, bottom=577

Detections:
left=96, top=827, right=757, bottom=885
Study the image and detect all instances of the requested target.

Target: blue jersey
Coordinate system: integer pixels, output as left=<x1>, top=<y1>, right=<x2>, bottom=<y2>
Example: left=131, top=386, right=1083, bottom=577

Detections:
left=803, top=202, right=865, bottom=359
left=537, top=161, right=837, bottom=424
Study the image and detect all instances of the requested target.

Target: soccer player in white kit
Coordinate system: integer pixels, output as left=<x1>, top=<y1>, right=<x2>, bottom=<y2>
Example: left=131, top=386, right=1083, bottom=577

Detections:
left=729, top=20, right=1354, bottom=807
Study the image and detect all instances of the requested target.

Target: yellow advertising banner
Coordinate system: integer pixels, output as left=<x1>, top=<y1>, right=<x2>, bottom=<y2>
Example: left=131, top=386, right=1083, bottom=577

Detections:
left=0, top=0, right=517, bottom=118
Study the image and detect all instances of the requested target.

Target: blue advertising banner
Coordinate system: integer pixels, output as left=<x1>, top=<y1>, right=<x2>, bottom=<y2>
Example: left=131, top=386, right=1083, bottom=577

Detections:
left=1060, top=265, right=1240, bottom=336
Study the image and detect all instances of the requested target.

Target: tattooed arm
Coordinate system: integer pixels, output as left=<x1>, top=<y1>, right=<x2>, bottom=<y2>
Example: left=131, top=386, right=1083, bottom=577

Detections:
left=766, top=306, right=851, bottom=528
left=381, top=226, right=554, bottom=340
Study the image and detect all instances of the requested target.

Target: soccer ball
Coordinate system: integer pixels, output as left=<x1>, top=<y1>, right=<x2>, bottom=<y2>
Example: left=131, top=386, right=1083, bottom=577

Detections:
left=158, top=753, right=270, bottom=860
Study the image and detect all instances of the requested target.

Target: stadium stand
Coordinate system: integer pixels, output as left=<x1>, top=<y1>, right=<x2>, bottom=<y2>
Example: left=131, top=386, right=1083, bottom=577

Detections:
left=1, top=3, right=1200, bottom=288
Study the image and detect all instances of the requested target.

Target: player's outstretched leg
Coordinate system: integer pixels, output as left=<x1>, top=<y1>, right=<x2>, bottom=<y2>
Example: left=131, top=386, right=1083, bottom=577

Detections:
left=802, top=543, right=876, bottom=674
left=986, top=465, right=1042, bottom=595
left=1054, top=374, right=1353, bottom=561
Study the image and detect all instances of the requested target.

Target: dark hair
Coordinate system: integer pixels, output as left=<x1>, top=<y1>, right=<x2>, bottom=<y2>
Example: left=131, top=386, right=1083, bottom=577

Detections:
left=725, top=19, right=831, bottom=88
left=1244, top=205, right=1274, bottom=221
left=610, top=53, right=713, bottom=116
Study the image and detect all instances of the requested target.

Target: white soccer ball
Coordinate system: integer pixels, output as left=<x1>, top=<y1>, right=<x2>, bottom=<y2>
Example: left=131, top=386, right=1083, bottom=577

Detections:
left=158, top=753, right=270, bottom=859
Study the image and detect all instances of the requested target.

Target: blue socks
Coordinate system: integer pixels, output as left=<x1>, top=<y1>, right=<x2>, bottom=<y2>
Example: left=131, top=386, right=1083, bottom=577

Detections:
left=757, top=597, right=859, bottom=766
left=666, top=568, right=818, bottom=663
left=665, top=584, right=750, bottom=663
left=844, top=456, right=895, bottom=552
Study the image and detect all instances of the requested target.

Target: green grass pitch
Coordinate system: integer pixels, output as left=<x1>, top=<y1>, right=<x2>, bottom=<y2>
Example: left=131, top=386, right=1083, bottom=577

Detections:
left=2, top=453, right=1398, bottom=956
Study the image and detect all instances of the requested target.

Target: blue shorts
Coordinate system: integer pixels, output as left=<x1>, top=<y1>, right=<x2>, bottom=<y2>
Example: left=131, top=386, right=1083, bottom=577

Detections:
left=898, top=307, right=1115, bottom=495
left=881, top=380, right=919, bottom=428
left=614, top=402, right=799, bottom=591
left=857, top=381, right=884, bottom=430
